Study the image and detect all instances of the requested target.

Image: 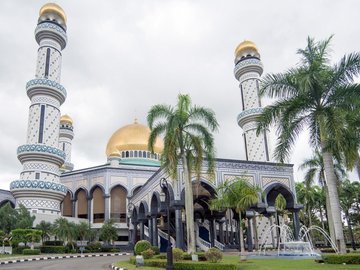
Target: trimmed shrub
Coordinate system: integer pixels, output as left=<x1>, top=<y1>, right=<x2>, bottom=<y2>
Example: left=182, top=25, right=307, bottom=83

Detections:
left=43, top=240, right=64, bottom=246
left=172, top=248, right=184, bottom=261
left=150, top=245, right=160, bottom=255
left=323, top=254, right=360, bottom=264
left=144, top=259, right=237, bottom=270
left=86, top=241, right=102, bottom=252
left=142, top=248, right=155, bottom=259
left=40, top=246, right=65, bottom=253
left=154, top=254, right=167, bottom=260
left=23, top=249, right=41, bottom=255
left=205, top=248, right=223, bottom=263
left=12, top=246, right=26, bottom=254
left=320, top=247, right=337, bottom=253
left=134, top=240, right=151, bottom=255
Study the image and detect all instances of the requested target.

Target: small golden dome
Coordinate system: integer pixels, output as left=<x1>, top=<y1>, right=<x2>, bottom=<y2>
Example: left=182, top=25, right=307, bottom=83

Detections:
left=235, top=40, right=259, bottom=57
left=60, top=114, right=73, bottom=125
left=39, top=3, right=67, bottom=23
left=106, top=120, right=164, bottom=157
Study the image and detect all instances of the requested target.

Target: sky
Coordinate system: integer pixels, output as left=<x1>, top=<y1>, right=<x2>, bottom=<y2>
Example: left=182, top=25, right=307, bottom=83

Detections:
left=0, top=0, right=359, bottom=190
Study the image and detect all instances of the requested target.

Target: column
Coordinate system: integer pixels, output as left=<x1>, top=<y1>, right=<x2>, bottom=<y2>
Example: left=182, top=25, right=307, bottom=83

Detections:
left=87, top=197, right=92, bottom=223
left=225, top=218, right=229, bottom=244
left=148, top=217, right=153, bottom=245
left=104, top=195, right=110, bottom=222
left=175, top=208, right=184, bottom=249
left=71, top=199, right=76, bottom=217
left=246, top=218, right=253, bottom=252
left=139, top=220, right=144, bottom=240
left=219, top=221, right=225, bottom=244
left=152, top=215, right=158, bottom=247
left=209, top=219, right=216, bottom=247
left=132, top=222, right=138, bottom=246
left=293, top=211, right=300, bottom=241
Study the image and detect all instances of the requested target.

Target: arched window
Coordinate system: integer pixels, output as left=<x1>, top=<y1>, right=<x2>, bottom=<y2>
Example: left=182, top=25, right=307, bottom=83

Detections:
left=147, top=152, right=150, bottom=158
left=126, top=151, right=129, bottom=158
left=122, top=151, right=125, bottom=158
left=143, top=151, right=146, bottom=158
left=134, top=151, right=138, bottom=157
left=130, top=151, right=133, bottom=158
left=92, top=187, right=105, bottom=223
left=77, top=189, right=88, bottom=219
left=62, top=191, right=72, bottom=217
left=110, top=186, right=128, bottom=223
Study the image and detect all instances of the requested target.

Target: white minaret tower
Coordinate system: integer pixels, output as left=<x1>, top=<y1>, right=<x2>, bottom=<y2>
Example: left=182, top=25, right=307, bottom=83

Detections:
left=10, top=3, right=68, bottom=214
left=59, top=115, right=74, bottom=172
left=234, top=41, right=270, bottom=162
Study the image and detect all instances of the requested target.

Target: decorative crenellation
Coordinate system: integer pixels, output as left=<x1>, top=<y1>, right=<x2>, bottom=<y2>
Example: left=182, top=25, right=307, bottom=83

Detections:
left=10, top=179, right=68, bottom=194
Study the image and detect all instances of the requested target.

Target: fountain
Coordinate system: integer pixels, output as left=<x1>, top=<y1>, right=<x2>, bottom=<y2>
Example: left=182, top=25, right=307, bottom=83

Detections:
left=254, top=224, right=338, bottom=259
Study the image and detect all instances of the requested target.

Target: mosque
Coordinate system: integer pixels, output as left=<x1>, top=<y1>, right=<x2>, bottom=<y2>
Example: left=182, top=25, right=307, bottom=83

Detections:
left=0, top=3, right=302, bottom=251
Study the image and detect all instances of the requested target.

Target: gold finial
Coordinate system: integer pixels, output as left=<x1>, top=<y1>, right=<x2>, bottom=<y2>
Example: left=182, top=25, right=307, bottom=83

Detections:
left=39, top=3, right=67, bottom=23
left=234, top=40, right=259, bottom=57
left=60, top=114, right=73, bottom=125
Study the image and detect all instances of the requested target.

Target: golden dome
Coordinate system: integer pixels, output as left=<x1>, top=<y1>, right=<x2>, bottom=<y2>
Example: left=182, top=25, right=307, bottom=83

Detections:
left=39, top=3, right=67, bottom=23
left=235, top=40, right=259, bottom=57
left=106, top=120, right=164, bottom=157
left=60, top=114, right=73, bottom=125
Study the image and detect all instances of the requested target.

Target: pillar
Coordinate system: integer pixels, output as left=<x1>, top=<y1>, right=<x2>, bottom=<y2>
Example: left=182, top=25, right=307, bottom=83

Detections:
left=71, top=199, right=76, bottom=218
left=293, top=210, right=300, bottom=241
left=139, top=220, right=144, bottom=240
left=175, top=208, right=184, bottom=249
left=104, top=195, right=110, bottom=222
left=148, top=216, right=153, bottom=244
left=219, top=221, right=225, bottom=244
left=247, top=218, right=253, bottom=252
left=152, top=215, right=158, bottom=247
left=87, top=197, right=92, bottom=223
left=132, top=222, right=138, bottom=246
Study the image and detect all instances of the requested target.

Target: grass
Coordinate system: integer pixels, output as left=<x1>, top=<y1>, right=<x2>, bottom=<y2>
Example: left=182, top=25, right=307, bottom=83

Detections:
left=114, top=255, right=360, bottom=270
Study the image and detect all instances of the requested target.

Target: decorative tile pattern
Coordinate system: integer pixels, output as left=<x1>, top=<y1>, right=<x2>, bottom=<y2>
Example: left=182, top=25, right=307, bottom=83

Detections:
left=237, top=107, right=263, bottom=124
left=242, top=79, right=260, bottom=110
left=35, top=22, right=67, bottom=43
left=43, top=106, right=60, bottom=147
left=26, top=78, right=67, bottom=98
left=17, top=144, right=66, bottom=159
left=32, top=96, right=60, bottom=107
left=262, top=177, right=290, bottom=188
left=10, top=179, right=68, bottom=193
left=48, top=48, right=62, bottom=82
left=223, top=174, right=254, bottom=185
left=17, top=198, right=60, bottom=210
left=26, top=105, right=40, bottom=144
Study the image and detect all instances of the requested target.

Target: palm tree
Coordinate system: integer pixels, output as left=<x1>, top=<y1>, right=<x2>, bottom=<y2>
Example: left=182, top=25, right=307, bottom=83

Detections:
left=298, top=150, right=346, bottom=242
left=257, top=36, right=360, bottom=253
left=53, top=217, right=77, bottom=249
left=35, top=221, right=53, bottom=244
left=209, top=177, right=260, bottom=254
left=339, top=179, right=357, bottom=250
left=76, top=221, right=92, bottom=242
left=148, top=93, right=218, bottom=253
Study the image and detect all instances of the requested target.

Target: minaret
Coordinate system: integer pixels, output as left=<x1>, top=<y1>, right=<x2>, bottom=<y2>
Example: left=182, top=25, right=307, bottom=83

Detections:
left=234, top=41, right=270, bottom=162
left=59, top=115, right=74, bottom=172
left=10, top=3, right=68, bottom=214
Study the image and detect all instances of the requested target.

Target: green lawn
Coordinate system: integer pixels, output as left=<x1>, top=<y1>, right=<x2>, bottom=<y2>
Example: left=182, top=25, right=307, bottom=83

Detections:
left=114, top=255, right=359, bottom=270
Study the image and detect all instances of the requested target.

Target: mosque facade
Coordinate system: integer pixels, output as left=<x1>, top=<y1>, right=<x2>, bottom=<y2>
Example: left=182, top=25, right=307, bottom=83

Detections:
left=1, top=3, right=302, bottom=251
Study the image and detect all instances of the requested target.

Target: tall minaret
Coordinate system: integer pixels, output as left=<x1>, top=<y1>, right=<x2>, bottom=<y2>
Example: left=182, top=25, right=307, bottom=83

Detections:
left=10, top=3, right=68, bottom=214
left=59, top=115, right=74, bottom=173
left=234, top=41, right=270, bottom=162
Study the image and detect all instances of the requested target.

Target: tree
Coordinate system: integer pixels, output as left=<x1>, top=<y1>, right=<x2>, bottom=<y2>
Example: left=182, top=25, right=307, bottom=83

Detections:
left=16, top=204, right=36, bottom=229
left=11, top=229, right=41, bottom=249
left=0, top=203, right=18, bottom=233
left=76, top=221, right=92, bottom=242
left=148, top=93, right=218, bottom=253
left=35, top=221, right=53, bottom=243
left=99, top=219, right=118, bottom=246
left=209, top=177, right=260, bottom=254
left=339, top=179, right=358, bottom=250
left=53, top=217, right=77, bottom=249
left=298, top=149, right=346, bottom=241
left=257, top=36, right=360, bottom=253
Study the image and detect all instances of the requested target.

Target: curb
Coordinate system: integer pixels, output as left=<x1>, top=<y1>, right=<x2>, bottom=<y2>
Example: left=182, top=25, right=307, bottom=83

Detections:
left=111, top=263, right=128, bottom=270
left=0, top=252, right=131, bottom=265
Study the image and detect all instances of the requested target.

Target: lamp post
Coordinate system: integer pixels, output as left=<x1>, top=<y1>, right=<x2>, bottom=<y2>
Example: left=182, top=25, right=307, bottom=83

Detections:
left=160, top=178, right=174, bottom=270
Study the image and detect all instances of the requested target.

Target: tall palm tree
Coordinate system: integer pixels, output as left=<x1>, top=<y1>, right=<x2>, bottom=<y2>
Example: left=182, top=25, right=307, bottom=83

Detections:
left=257, top=36, right=360, bottom=253
left=299, top=150, right=346, bottom=242
left=148, top=93, right=218, bottom=253
left=209, top=177, right=260, bottom=254
left=53, top=217, right=77, bottom=249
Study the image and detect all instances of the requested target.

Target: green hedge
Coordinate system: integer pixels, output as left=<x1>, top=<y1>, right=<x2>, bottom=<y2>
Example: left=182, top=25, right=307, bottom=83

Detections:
left=43, top=241, right=64, bottom=246
left=23, top=249, right=41, bottom=255
left=130, top=258, right=237, bottom=270
left=323, top=254, right=360, bottom=264
left=40, top=246, right=65, bottom=253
